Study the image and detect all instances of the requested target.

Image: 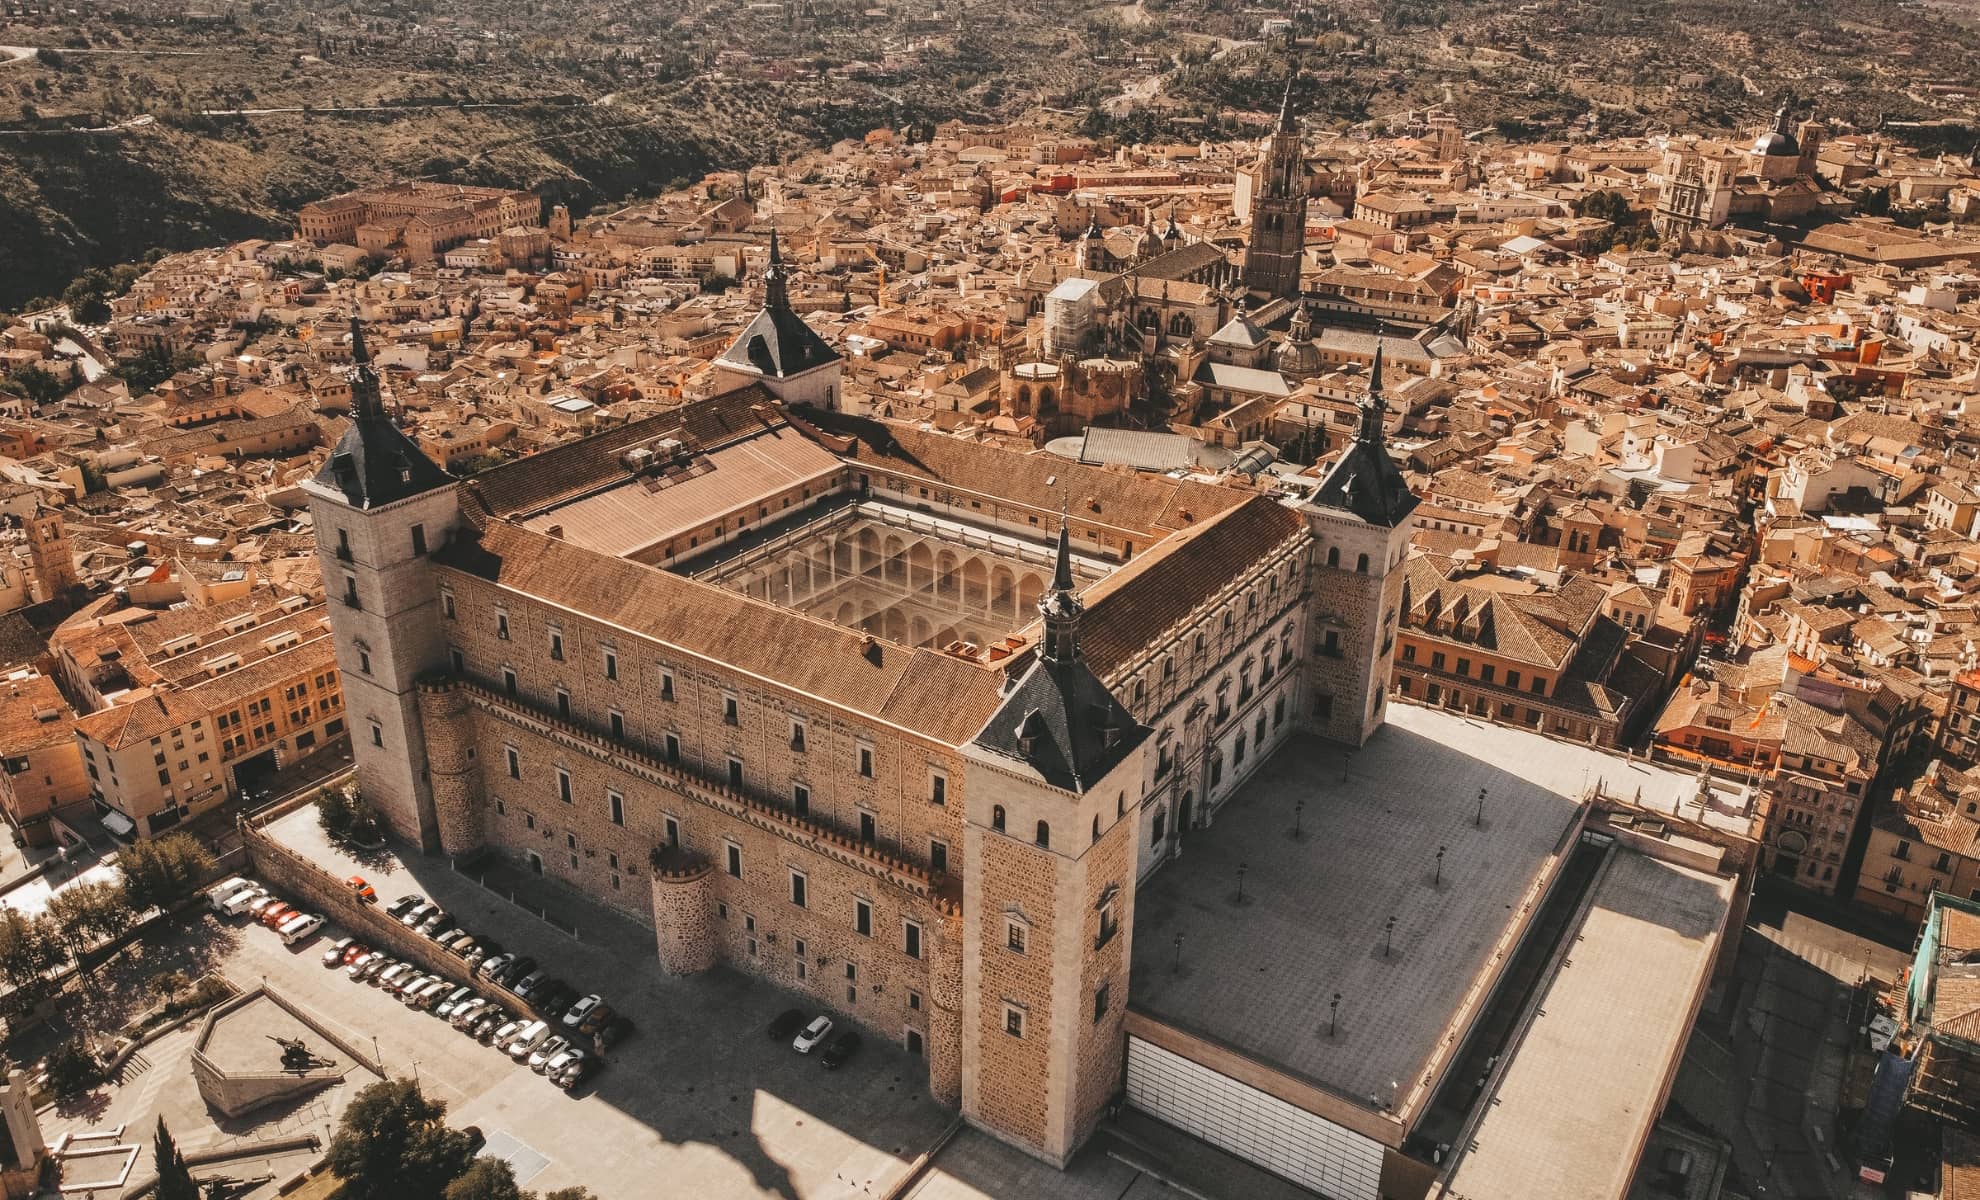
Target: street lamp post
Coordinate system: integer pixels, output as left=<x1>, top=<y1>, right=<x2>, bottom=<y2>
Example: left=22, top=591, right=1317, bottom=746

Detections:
left=1435, top=845, right=1446, bottom=886
left=1293, top=797, right=1305, bottom=839
left=1172, top=932, right=1184, bottom=974
left=1235, top=861, right=1248, bottom=904
left=1475, top=787, right=1486, bottom=827
left=1329, top=993, right=1341, bottom=1038
left=1383, top=916, right=1396, bottom=958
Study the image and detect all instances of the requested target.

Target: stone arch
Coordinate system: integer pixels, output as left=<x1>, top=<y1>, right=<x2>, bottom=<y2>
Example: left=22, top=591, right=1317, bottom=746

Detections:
left=910, top=615, right=932, bottom=645
left=1016, top=573, right=1044, bottom=614
left=1038, top=387, right=1057, bottom=415
left=991, top=565, right=1017, bottom=618
left=935, top=625, right=960, bottom=647
left=961, top=558, right=988, bottom=608
left=883, top=534, right=908, bottom=584
left=832, top=537, right=854, bottom=576
left=857, top=527, right=882, bottom=575
left=963, top=628, right=986, bottom=648
left=907, top=542, right=934, bottom=592
left=1016, top=385, right=1033, bottom=412
left=936, top=550, right=960, bottom=599
left=882, top=607, right=909, bottom=643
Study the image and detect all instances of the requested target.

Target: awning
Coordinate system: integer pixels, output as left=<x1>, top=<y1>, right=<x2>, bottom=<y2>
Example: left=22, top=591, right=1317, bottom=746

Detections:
left=99, top=809, right=136, bottom=839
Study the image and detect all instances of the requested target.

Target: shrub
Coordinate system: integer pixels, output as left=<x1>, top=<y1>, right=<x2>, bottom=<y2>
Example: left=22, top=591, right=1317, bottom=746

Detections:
left=42, top=1038, right=100, bottom=1098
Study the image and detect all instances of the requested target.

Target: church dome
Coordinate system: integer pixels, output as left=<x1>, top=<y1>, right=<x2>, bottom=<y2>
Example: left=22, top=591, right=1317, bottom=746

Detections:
left=1277, top=336, right=1321, bottom=375
left=1752, top=129, right=1799, bottom=158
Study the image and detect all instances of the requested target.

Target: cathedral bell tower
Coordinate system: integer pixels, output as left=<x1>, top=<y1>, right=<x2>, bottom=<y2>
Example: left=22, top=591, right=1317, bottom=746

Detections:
left=1242, top=75, right=1309, bottom=300
left=1300, top=346, right=1419, bottom=745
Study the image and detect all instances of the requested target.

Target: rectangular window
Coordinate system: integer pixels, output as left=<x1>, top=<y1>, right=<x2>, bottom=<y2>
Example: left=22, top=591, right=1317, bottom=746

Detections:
left=859, top=811, right=876, bottom=844
left=604, top=650, right=619, bottom=681
left=723, top=695, right=739, bottom=725
left=410, top=524, right=427, bottom=556
left=1456, top=657, right=1471, bottom=677
left=549, top=630, right=565, bottom=661
left=1094, top=984, right=1110, bottom=1023
left=556, top=768, right=573, bottom=804
left=903, top=920, right=922, bottom=960
left=790, top=721, right=806, bottom=752
left=369, top=722, right=383, bottom=748
left=789, top=870, right=807, bottom=909
left=449, top=646, right=465, bottom=674
left=855, top=899, right=872, bottom=937
left=793, top=783, right=809, bottom=817
left=1004, top=1006, right=1023, bottom=1038
left=660, top=670, right=675, bottom=701
left=858, top=746, right=874, bottom=778
left=664, top=815, right=680, bottom=847
left=930, top=839, right=948, bottom=874
left=609, top=710, right=625, bottom=740
left=727, top=757, right=743, bottom=790
left=1007, top=920, right=1026, bottom=953
left=359, top=651, right=372, bottom=675
left=726, top=842, right=741, bottom=878
left=497, top=610, right=510, bottom=640
left=664, top=733, right=680, bottom=764
left=929, top=771, right=947, bottom=807
left=505, top=746, right=520, bottom=779
left=441, top=591, right=456, bottom=620
left=608, top=790, right=624, bottom=826
left=502, top=668, right=517, bottom=696
left=908, top=990, right=921, bottom=1012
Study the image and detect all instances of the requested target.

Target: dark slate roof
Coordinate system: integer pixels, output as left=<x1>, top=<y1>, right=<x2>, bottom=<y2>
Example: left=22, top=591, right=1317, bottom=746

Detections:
left=313, top=414, right=454, bottom=509
left=715, top=304, right=839, bottom=379
left=1309, top=433, right=1418, bottom=527
left=971, top=656, right=1148, bottom=794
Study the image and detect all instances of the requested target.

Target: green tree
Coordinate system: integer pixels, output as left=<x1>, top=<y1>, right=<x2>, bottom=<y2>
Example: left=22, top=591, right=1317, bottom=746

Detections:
left=540, top=1190, right=599, bottom=1200
left=443, top=1158, right=524, bottom=1200
left=117, top=834, right=214, bottom=912
left=42, top=1037, right=100, bottom=1098
left=0, top=906, right=61, bottom=992
left=47, top=879, right=134, bottom=963
left=0, top=365, right=67, bottom=406
left=153, top=1117, right=198, bottom=1200
left=328, top=1079, right=477, bottom=1200
left=316, top=785, right=355, bottom=842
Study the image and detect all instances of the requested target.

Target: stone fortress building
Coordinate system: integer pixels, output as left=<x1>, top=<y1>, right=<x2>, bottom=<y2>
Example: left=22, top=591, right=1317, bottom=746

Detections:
left=305, top=228, right=1739, bottom=1198
left=295, top=182, right=542, bottom=265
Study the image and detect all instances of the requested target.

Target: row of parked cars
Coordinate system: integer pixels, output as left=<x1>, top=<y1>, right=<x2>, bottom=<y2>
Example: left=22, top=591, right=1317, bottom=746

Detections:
left=209, top=877, right=326, bottom=944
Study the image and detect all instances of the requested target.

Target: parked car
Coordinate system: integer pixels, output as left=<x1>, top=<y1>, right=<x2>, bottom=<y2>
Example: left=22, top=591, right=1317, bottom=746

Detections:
left=376, top=963, right=412, bottom=990
left=510, top=970, right=549, bottom=1001
left=391, top=970, right=428, bottom=995
left=477, top=953, right=514, bottom=982
left=399, top=902, right=434, bottom=928
left=576, top=1001, right=615, bottom=1036
left=472, top=1010, right=511, bottom=1042
left=792, top=1016, right=833, bottom=1054
left=491, top=1018, right=528, bottom=1048
left=767, top=1009, right=806, bottom=1041
left=563, top=994, right=604, bottom=1030
left=278, top=913, right=325, bottom=946
left=819, top=1031, right=861, bottom=1070
left=497, top=957, right=538, bottom=989
left=244, top=894, right=283, bottom=921
left=208, top=878, right=256, bottom=912
left=462, top=944, right=492, bottom=972
left=321, top=937, right=356, bottom=968
left=594, top=1016, right=635, bottom=1050
left=347, top=953, right=381, bottom=980
left=528, top=1035, right=570, bottom=1072
left=544, top=1044, right=586, bottom=1078
left=443, top=932, right=477, bottom=957
left=555, top=1054, right=602, bottom=1091
left=346, top=876, right=377, bottom=904
left=531, top=981, right=574, bottom=1016
left=260, top=904, right=300, bottom=930
left=418, top=913, right=455, bottom=939
left=450, top=998, right=488, bottom=1028
left=435, top=986, right=475, bottom=1018
left=221, top=887, right=268, bottom=917
left=506, top=1020, right=550, bottom=1059
left=342, top=943, right=368, bottom=966
left=409, top=979, right=450, bottom=1010
left=386, top=894, right=422, bottom=919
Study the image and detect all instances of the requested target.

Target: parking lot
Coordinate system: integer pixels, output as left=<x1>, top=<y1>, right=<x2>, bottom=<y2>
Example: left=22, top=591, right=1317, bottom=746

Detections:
left=75, top=804, right=957, bottom=1199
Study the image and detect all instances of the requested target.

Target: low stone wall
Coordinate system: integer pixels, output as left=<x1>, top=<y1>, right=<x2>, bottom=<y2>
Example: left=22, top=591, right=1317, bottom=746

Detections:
left=241, top=824, right=517, bottom=1017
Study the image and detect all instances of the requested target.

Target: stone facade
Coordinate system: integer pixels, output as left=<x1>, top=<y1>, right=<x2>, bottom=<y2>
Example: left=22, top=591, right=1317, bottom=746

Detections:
left=1301, top=506, right=1412, bottom=746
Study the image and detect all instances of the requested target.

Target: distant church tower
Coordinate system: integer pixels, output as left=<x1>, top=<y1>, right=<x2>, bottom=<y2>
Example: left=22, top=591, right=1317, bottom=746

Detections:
left=302, top=320, right=461, bottom=851
left=1242, top=76, right=1309, bottom=300
left=23, top=506, right=76, bottom=603
left=711, top=230, right=845, bottom=408
left=1300, top=347, right=1419, bottom=745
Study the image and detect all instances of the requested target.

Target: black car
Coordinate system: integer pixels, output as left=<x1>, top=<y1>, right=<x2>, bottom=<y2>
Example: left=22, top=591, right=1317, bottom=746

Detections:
left=767, top=1008, right=806, bottom=1041
left=387, top=894, right=422, bottom=919
left=496, top=955, right=537, bottom=987
left=594, top=1015, right=634, bottom=1050
left=532, top=980, right=575, bottom=1016
left=819, top=1031, right=861, bottom=1070
left=555, top=1055, right=603, bottom=1092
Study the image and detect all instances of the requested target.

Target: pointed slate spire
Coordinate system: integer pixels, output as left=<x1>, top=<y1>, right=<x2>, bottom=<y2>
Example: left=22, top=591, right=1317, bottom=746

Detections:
left=349, top=317, right=384, bottom=420
left=1360, top=340, right=1387, bottom=445
left=763, top=227, right=790, bottom=312
left=1039, top=509, right=1082, bottom=665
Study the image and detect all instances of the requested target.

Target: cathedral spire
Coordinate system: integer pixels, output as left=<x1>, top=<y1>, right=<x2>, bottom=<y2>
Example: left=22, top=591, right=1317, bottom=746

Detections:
left=349, top=317, right=384, bottom=421
left=1360, top=341, right=1387, bottom=445
left=1038, top=509, right=1083, bottom=665
left=763, top=227, right=790, bottom=312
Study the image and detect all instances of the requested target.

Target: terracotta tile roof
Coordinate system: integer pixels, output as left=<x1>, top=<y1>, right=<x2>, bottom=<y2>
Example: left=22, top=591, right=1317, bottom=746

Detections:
left=1078, top=495, right=1307, bottom=678
left=435, top=519, right=1007, bottom=746
left=0, top=674, right=75, bottom=754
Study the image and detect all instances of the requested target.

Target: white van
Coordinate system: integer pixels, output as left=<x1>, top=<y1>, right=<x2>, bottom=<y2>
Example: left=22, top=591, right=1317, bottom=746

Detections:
left=277, top=913, right=325, bottom=945
left=207, top=878, right=253, bottom=911
left=221, top=886, right=268, bottom=917
left=505, top=1020, right=549, bottom=1059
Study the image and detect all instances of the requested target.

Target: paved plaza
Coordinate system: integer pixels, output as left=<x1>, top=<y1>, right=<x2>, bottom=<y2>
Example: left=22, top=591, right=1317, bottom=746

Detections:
left=1129, top=701, right=1718, bottom=1109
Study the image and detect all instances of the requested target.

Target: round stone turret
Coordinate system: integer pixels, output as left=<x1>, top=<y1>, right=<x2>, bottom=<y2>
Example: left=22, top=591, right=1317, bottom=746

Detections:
left=649, top=846, right=718, bottom=976
left=416, top=680, right=481, bottom=857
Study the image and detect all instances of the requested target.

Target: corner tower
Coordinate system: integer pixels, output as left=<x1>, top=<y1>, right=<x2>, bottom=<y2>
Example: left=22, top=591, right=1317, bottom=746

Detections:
left=23, top=505, right=77, bottom=602
left=1300, top=346, right=1418, bottom=745
left=959, top=520, right=1150, bottom=1165
left=301, top=320, right=460, bottom=851
left=712, top=229, right=844, bottom=408
left=1242, top=75, right=1309, bottom=300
